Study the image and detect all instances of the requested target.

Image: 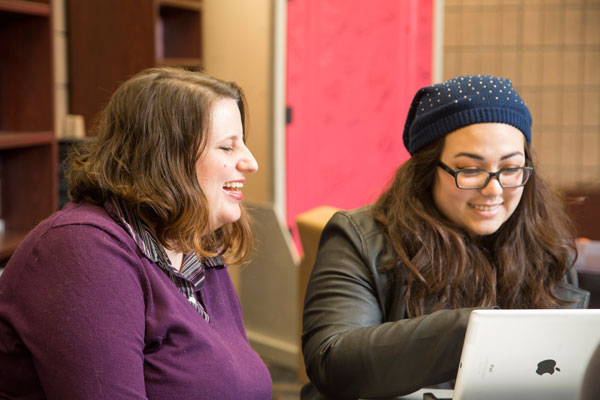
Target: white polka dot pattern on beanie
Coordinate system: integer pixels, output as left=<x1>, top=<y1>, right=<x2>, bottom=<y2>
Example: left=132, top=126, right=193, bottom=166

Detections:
left=403, top=75, right=532, bottom=155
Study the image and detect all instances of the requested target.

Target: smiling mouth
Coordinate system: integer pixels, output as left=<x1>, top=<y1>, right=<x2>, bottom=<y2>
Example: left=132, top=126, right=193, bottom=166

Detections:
left=469, top=203, right=501, bottom=211
left=223, top=181, right=244, bottom=201
left=223, top=181, right=243, bottom=190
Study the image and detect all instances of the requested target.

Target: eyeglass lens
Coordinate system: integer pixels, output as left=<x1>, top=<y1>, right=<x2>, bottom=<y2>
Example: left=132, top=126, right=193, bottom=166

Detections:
left=457, top=168, right=530, bottom=188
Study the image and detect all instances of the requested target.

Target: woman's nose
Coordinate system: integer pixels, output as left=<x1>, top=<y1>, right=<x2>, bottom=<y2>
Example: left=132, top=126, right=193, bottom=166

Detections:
left=238, top=146, right=259, bottom=173
left=479, top=175, right=503, bottom=197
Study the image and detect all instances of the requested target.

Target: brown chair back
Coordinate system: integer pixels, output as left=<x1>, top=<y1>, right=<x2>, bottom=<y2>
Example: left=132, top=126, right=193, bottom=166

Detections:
left=295, top=206, right=340, bottom=382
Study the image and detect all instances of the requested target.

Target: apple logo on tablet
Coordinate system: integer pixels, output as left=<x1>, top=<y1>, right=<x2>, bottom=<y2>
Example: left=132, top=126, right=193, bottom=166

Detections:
left=536, top=359, right=560, bottom=375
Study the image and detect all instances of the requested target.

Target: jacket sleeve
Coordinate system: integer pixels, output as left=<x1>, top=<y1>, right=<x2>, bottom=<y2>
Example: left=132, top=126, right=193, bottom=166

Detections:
left=301, top=211, right=476, bottom=400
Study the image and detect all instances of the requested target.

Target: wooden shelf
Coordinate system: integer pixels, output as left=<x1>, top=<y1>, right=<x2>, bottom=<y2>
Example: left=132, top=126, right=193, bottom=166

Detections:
left=0, top=0, right=56, bottom=260
left=0, top=131, right=54, bottom=150
left=69, top=0, right=204, bottom=132
left=0, top=230, right=28, bottom=260
left=157, top=3, right=202, bottom=61
left=0, top=0, right=50, bottom=16
left=68, top=0, right=156, bottom=132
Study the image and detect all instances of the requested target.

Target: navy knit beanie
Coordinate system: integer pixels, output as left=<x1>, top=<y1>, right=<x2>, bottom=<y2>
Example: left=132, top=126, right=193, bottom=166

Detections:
left=403, top=75, right=532, bottom=155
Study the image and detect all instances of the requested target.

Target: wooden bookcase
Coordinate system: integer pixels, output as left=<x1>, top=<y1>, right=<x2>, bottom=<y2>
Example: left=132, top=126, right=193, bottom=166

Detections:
left=0, top=0, right=57, bottom=260
left=68, top=0, right=203, bottom=133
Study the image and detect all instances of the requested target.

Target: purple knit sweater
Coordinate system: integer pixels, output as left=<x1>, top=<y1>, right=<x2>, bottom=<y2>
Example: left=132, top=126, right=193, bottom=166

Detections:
left=0, top=202, right=272, bottom=399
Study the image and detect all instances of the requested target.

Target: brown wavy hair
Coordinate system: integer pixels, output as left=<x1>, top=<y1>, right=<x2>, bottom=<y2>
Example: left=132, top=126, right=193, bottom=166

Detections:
left=372, top=137, right=577, bottom=317
left=67, top=67, right=253, bottom=265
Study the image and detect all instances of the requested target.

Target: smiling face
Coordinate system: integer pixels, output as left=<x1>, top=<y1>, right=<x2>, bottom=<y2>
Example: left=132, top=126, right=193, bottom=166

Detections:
left=432, top=123, right=527, bottom=236
left=195, top=98, right=258, bottom=231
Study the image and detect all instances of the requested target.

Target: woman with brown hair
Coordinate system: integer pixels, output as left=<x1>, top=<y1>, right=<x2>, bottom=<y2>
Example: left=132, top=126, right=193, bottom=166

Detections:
left=301, top=75, right=589, bottom=400
left=0, top=67, right=271, bottom=399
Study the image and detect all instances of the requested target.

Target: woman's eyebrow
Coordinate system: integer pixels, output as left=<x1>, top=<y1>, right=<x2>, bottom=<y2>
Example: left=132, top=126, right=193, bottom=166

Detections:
left=500, top=151, right=524, bottom=160
left=453, top=151, right=524, bottom=160
left=215, top=133, right=242, bottom=143
left=453, top=152, right=483, bottom=160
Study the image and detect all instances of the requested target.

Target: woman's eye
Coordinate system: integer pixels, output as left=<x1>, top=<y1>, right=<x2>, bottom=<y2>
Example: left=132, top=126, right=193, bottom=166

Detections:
left=501, top=168, right=521, bottom=175
left=459, top=168, right=481, bottom=175
left=220, top=146, right=233, bottom=152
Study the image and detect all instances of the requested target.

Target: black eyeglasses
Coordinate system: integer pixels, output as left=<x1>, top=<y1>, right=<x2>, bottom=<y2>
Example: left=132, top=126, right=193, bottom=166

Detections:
left=437, top=161, right=533, bottom=189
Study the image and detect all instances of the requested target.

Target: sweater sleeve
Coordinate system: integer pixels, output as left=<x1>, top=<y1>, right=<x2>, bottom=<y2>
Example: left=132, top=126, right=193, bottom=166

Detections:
left=6, top=223, right=149, bottom=399
left=301, top=211, right=476, bottom=400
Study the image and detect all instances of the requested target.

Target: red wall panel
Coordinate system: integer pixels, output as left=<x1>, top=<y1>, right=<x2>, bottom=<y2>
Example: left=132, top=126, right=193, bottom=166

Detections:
left=286, top=0, right=433, bottom=247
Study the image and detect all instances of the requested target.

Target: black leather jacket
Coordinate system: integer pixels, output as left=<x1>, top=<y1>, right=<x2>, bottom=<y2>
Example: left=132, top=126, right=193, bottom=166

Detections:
left=301, top=206, right=590, bottom=400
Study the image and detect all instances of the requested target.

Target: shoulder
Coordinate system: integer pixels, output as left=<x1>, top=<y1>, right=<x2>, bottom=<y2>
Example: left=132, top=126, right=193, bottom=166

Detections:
left=0, top=202, right=150, bottom=328
left=51, top=201, right=126, bottom=232
left=327, top=205, right=385, bottom=242
left=3, top=202, right=143, bottom=287
left=321, top=205, right=396, bottom=278
left=31, top=201, right=137, bottom=252
left=555, top=281, right=590, bottom=309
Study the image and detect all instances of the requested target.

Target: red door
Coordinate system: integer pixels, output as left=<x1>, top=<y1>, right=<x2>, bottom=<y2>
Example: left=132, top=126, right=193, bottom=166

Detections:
left=286, top=0, right=433, bottom=247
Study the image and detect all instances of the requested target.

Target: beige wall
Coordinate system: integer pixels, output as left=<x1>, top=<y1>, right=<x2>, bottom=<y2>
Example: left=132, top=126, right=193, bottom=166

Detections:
left=203, top=0, right=274, bottom=204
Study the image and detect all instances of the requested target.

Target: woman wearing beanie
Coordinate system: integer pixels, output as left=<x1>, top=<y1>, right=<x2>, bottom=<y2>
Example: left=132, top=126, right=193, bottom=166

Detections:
left=301, top=75, right=590, bottom=400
